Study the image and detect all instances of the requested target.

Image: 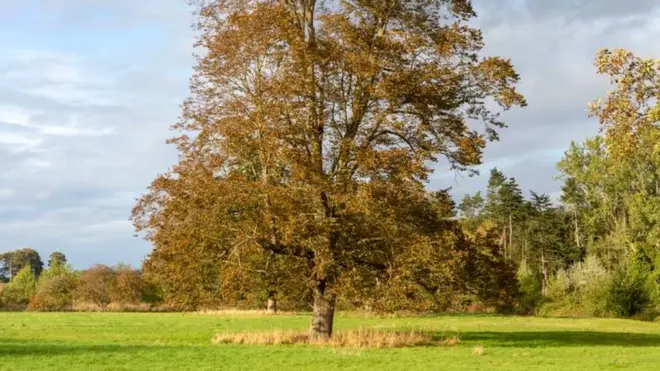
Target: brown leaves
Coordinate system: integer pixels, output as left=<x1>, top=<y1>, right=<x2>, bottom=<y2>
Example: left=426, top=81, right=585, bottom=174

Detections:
left=76, top=265, right=117, bottom=308
left=133, top=0, right=526, bottom=315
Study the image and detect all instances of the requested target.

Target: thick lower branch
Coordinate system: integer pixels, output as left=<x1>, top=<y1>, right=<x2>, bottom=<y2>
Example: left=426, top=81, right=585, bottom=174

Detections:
left=259, top=239, right=313, bottom=261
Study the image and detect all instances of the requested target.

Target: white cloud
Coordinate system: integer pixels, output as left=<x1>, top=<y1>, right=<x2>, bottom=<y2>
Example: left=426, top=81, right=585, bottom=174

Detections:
left=0, top=132, right=44, bottom=153
left=0, top=106, right=32, bottom=127
left=433, top=1, right=660, bottom=198
left=0, top=205, right=132, bottom=241
left=21, top=158, right=53, bottom=169
left=35, top=122, right=116, bottom=137
left=0, top=188, right=15, bottom=199
left=43, top=63, right=83, bottom=85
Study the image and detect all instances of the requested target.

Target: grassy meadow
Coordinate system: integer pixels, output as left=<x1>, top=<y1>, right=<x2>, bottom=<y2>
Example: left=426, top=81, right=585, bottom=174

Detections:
left=1, top=312, right=659, bottom=370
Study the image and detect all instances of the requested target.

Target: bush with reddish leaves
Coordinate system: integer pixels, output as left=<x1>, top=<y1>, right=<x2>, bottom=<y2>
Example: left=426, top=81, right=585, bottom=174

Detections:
left=75, top=265, right=117, bottom=308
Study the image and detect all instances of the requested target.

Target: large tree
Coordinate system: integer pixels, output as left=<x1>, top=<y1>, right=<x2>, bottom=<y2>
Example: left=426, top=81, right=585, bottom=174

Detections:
left=134, top=0, right=524, bottom=338
left=558, top=49, right=660, bottom=269
left=483, top=168, right=525, bottom=260
left=0, top=248, right=44, bottom=282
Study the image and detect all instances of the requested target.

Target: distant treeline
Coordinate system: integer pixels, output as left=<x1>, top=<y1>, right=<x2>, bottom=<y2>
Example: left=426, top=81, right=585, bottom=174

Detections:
left=0, top=249, right=165, bottom=312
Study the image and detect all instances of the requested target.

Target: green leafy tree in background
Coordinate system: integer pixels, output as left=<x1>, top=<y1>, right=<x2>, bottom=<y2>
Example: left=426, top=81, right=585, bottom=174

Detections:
left=30, top=253, right=78, bottom=311
left=1, top=265, right=37, bottom=306
left=458, top=192, right=485, bottom=232
left=48, top=252, right=67, bottom=268
left=481, top=169, right=525, bottom=261
left=526, top=192, right=580, bottom=295
left=555, top=49, right=660, bottom=316
left=40, top=252, right=72, bottom=280
left=0, top=248, right=44, bottom=282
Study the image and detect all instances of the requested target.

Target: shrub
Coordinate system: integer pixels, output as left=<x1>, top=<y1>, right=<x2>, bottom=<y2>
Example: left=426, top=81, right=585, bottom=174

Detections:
left=111, top=268, right=144, bottom=304
left=516, top=262, right=543, bottom=314
left=606, top=267, right=650, bottom=317
left=546, top=269, right=570, bottom=301
left=29, top=275, right=78, bottom=311
left=570, top=255, right=610, bottom=315
left=1, top=265, right=37, bottom=306
left=141, top=278, right=164, bottom=305
left=75, top=265, right=117, bottom=308
left=541, top=255, right=611, bottom=317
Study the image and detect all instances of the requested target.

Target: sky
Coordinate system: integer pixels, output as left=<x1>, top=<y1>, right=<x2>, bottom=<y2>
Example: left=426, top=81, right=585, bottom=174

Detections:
left=0, top=0, right=659, bottom=268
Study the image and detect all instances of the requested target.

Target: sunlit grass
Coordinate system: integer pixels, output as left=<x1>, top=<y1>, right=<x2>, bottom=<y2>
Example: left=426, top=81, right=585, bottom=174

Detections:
left=1, top=312, right=660, bottom=370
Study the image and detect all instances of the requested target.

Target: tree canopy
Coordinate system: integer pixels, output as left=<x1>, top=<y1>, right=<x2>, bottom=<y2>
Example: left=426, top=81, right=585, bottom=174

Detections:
left=133, top=0, right=525, bottom=338
left=558, top=49, right=660, bottom=273
left=0, top=248, right=44, bottom=282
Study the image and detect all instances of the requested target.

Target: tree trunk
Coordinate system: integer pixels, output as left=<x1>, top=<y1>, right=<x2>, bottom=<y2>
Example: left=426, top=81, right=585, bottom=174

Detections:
left=267, top=294, right=277, bottom=314
left=541, top=250, right=549, bottom=296
left=310, top=280, right=335, bottom=340
left=522, top=230, right=527, bottom=264
left=508, top=213, right=513, bottom=260
left=500, top=226, right=507, bottom=257
left=574, top=209, right=580, bottom=249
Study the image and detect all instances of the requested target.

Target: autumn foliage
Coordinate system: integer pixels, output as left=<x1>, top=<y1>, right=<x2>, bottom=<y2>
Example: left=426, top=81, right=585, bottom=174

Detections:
left=132, top=0, right=525, bottom=338
left=75, top=265, right=117, bottom=308
left=112, top=267, right=145, bottom=305
left=29, top=275, right=78, bottom=311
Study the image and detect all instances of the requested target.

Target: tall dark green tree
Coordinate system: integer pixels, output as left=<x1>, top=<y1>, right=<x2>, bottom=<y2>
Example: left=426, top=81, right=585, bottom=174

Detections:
left=458, top=192, right=484, bottom=218
left=0, top=248, right=44, bottom=282
left=483, top=169, right=525, bottom=260
left=48, top=252, right=67, bottom=269
left=458, top=192, right=485, bottom=232
left=526, top=192, right=582, bottom=295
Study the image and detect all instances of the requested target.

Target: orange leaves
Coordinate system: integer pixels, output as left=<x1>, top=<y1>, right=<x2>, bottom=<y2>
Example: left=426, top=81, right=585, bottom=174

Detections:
left=477, top=57, right=527, bottom=109
left=594, top=48, right=638, bottom=76
left=455, top=134, right=486, bottom=167
left=133, top=0, right=526, bottom=316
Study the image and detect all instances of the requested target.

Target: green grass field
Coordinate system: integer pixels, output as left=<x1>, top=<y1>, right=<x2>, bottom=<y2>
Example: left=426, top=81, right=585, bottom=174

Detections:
left=1, top=312, right=659, bottom=370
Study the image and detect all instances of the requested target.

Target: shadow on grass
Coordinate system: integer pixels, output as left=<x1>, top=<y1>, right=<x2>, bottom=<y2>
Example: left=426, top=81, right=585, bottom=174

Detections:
left=458, top=331, right=660, bottom=348
left=0, top=340, right=169, bottom=358
left=3, top=331, right=660, bottom=355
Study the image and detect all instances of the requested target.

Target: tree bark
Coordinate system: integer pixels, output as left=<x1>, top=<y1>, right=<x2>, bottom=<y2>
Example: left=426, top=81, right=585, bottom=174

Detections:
left=500, top=226, right=507, bottom=256
left=267, top=295, right=277, bottom=314
left=541, top=249, right=549, bottom=296
left=508, top=213, right=513, bottom=260
left=574, top=209, right=580, bottom=249
left=522, top=227, right=527, bottom=264
left=310, top=280, right=335, bottom=340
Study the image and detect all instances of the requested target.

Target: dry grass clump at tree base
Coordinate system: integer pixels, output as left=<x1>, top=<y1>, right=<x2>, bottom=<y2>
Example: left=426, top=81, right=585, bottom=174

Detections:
left=212, top=328, right=460, bottom=348
left=196, top=308, right=301, bottom=316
